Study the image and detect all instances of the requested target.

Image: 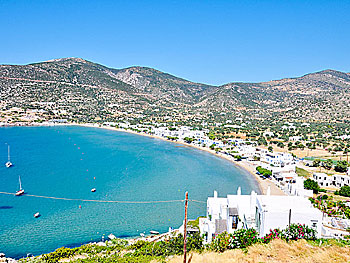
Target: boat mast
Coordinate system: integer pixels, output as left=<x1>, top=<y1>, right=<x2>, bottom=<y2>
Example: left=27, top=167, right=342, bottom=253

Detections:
left=8, top=145, right=10, bottom=162
left=19, top=176, right=22, bottom=190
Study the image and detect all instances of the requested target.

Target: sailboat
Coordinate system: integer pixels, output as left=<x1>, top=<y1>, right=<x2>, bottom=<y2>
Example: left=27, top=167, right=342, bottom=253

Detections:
left=5, top=145, right=13, bottom=168
left=15, top=176, right=24, bottom=196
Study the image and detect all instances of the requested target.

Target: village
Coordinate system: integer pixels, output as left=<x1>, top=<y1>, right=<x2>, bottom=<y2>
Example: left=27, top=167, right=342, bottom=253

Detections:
left=99, top=121, right=350, bottom=241
left=2, top=109, right=350, bottom=243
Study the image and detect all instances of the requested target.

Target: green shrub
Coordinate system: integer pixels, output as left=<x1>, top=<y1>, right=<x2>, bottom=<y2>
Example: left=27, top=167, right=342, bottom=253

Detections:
left=335, top=160, right=349, bottom=173
left=210, top=229, right=259, bottom=252
left=283, top=224, right=316, bottom=241
left=304, top=178, right=320, bottom=194
left=261, top=228, right=283, bottom=243
left=41, top=247, right=77, bottom=262
left=339, top=185, right=350, bottom=197
left=256, top=166, right=272, bottom=177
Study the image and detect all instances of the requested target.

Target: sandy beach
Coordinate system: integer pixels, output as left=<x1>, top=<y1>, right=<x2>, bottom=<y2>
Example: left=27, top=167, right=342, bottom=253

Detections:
left=77, top=123, right=285, bottom=196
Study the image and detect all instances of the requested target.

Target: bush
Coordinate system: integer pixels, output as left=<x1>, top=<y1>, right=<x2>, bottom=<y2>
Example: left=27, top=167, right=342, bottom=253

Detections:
left=312, top=159, right=321, bottom=167
left=256, top=166, right=272, bottom=177
left=322, top=159, right=333, bottom=170
left=210, top=229, right=259, bottom=252
left=41, top=247, right=77, bottom=262
left=304, top=178, right=320, bottom=194
left=184, top=137, right=194, bottom=144
left=277, top=142, right=285, bottom=148
left=321, top=194, right=329, bottom=200
left=233, top=155, right=242, bottom=161
left=335, top=160, right=349, bottom=173
left=261, top=228, right=283, bottom=243
left=282, top=224, right=316, bottom=241
left=339, top=185, right=350, bottom=197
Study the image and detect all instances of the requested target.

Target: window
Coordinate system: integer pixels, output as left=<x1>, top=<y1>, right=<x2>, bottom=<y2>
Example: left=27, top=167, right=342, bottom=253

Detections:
left=232, top=215, right=238, bottom=229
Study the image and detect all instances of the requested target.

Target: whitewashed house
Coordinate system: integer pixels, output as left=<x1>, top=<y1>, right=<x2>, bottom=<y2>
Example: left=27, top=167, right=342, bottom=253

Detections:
left=232, top=144, right=257, bottom=159
left=263, top=131, right=274, bottom=137
left=284, top=177, right=314, bottom=198
left=289, top=136, right=302, bottom=141
left=332, top=174, right=350, bottom=188
left=313, top=173, right=333, bottom=187
left=199, top=189, right=323, bottom=243
left=260, top=151, right=294, bottom=168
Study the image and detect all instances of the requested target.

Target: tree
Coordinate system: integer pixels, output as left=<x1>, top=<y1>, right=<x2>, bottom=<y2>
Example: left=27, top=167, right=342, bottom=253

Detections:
left=322, top=159, right=333, bottom=170
left=335, top=160, right=348, bottom=173
left=256, top=166, right=272, bottom=177
left=304, top=178, right=320, bottom=194
left=312, top=159, right=321, bottom=167
left=277, top=142, right=285, bottom=148
left=257, top=137, right=267, bottom=146
left=184, top=137, right=194, bottom=144
left=208, top=133, right=216, bottom=140
left=233, top=155, right=242, bottom=161
left=268, top=146, right=273, bottom=153
left=209, top=144, right=216, bottom=150
left=339, top=185, right=350, bottom=197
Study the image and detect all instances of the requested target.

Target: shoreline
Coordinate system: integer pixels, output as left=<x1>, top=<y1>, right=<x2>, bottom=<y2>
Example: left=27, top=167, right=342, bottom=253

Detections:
left=1, top=122, right=284, bottom=259
left=76, top=123, right=285, bottom=196
left=1, top=122, right=284, bottom=195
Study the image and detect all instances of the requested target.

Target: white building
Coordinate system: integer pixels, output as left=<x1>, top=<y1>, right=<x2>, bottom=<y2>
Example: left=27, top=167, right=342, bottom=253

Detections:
left=263, top=131, right=274, bottom=137
left=313, top=173, right=350, bottom=188
left=199, top=189, right=323, bottom=243
left=313, top=173, right=333, bottom=188
left=332, top=174, right=350, bottom=188
left=289, top=136, right=302, bottom=142
left=232, top=144, right=257, bottom=159
left=284, top=177, right=314, bottom=198
left=260, top=151, right=295, bottom=168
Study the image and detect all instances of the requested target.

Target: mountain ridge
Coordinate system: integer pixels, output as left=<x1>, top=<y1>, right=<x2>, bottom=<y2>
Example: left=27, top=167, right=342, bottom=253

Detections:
left=1, top=57, right=350, bottom=122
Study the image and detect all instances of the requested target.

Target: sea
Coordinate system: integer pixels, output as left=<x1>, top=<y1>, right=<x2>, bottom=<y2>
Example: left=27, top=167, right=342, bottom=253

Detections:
left=0, top=126, right=260, bottom=258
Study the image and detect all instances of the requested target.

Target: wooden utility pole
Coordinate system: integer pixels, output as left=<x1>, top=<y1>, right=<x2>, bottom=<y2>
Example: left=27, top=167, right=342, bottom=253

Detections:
left=183, top=192, right=189, bottom=263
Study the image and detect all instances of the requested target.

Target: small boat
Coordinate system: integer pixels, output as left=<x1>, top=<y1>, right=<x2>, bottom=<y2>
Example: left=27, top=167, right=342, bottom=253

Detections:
left=91, top=188, right=96, bottom=192
left=5, top=145, right=13, bottom=168
left=15, top=176, right=24, bottom=196
left=150, top=230, right=159, bottom=235
left=34, top=212, right=40, bottom=218
left=140, top=233, right=145, bottom=237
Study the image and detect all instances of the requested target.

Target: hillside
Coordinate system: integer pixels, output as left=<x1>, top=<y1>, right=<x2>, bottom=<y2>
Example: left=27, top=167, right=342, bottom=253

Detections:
left=1, top=58, right=350, bottom=122
left=17, top=235, right=350, bottom=263
left=168, top=239, right=350, bottom=263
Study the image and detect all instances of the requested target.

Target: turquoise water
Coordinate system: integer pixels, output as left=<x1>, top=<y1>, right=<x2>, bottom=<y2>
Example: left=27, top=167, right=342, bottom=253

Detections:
left=0, top=126, right=260, bottom=258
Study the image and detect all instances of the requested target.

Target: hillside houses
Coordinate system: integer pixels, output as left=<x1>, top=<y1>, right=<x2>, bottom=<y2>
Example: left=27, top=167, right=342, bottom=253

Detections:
left=313, top=172, right=350, bottom=188
left=199, top=190, right=323, bottom=243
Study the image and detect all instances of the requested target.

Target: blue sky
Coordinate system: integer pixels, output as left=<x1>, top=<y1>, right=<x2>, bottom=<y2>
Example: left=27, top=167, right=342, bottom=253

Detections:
left=0, top=0, right=349, bottom=85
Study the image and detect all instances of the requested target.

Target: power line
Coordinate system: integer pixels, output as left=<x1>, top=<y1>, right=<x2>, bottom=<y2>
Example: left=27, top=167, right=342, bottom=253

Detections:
left=0, top=191, right=185, bottom=204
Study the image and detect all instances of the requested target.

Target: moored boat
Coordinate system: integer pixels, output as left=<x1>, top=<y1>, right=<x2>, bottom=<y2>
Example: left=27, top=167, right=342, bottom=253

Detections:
left=91, top=188, right=96, bottom=192
left=150, top=230, right=159, bottom=235
left=5, top=145, right=13, bottom=168
left=15, top=176, right=24, bottom=196
left=34, top=212, right=40, bottom=218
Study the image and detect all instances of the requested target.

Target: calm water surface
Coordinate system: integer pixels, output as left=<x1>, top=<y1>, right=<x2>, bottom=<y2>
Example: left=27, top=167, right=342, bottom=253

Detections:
left=0, top=126, right=260, bottom=258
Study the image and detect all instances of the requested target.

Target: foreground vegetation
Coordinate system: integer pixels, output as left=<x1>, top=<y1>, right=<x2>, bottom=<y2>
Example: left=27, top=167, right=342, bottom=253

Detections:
left=19, top=224, right=350, bottom=263
left=168, top=238, right=350, bottom=263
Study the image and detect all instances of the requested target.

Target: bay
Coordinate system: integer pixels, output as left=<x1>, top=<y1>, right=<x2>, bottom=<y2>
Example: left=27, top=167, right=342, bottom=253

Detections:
left=0, top=126, right=260, bottom=258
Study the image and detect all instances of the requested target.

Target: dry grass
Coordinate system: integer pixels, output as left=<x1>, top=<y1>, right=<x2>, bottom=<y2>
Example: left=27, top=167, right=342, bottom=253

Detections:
left=166, top=239, right=350, bottom=263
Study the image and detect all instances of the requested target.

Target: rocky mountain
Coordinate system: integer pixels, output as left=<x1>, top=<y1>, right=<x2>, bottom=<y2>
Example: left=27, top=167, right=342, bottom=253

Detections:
left=0, top=58, right=349, bottom=122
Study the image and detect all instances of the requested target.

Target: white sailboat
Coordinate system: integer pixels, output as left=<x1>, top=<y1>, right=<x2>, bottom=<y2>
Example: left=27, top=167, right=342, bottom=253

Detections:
left=15, top=175, right=24, bottom=196
left=5, top=145, right=13, bottom=168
